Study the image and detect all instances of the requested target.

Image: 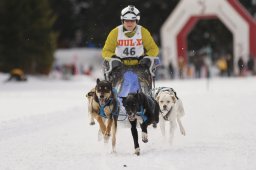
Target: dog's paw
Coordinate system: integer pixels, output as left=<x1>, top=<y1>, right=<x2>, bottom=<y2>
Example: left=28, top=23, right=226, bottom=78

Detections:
left=142, top=132, right=148, bottom=143
left=90, top=121, right=95, bottom=125
left=152, top=122, right=157, bottom=128
left=104, top=134, right=110, bottom=143
left=111, top=148, right=117, bottom=154
left=134, top=148, right=140, bottom=156
left=142, top=138, right=148, bottom=143
left=180, top=128, right=186, bottom=136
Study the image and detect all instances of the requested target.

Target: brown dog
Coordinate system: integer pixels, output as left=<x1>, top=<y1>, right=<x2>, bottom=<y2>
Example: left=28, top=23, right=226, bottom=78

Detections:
left=86, top=79, right=119, bottom=152
left=86, top=88, right=96, bottom=125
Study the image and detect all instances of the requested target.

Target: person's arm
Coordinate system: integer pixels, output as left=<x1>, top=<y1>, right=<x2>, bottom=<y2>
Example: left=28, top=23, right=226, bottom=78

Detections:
left=141, top=27, right=159, bottom=57
left=102, top=27, right=118, bottom=60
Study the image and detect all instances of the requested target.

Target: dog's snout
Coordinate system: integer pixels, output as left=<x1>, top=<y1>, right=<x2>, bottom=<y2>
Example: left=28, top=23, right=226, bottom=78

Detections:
left=100, top=95, right=104, bottom=98
left=163, top=105, right=167, bottom=109
left=127, top=111, right=132, bottom=115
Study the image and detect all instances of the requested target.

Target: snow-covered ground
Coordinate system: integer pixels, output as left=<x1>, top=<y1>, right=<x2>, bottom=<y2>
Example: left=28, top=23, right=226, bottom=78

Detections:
left=0, top=73, right=256, bottom=170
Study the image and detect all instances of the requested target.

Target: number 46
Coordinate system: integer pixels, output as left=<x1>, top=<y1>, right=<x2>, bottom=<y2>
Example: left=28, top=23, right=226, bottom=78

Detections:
left=123, top=47, right=135, bottom=56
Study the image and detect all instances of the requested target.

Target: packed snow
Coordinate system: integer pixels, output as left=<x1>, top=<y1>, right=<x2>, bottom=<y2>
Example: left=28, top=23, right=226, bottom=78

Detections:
left=0, top=73, right=256, bottom=170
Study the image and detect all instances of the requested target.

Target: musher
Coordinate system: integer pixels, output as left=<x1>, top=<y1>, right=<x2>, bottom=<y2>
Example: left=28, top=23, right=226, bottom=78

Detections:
left=102, top=5, right=159, bottom=88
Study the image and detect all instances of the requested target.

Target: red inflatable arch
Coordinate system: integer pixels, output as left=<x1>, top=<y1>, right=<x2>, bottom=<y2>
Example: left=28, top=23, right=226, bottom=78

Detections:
left=161, top=0, right=256, bottom=74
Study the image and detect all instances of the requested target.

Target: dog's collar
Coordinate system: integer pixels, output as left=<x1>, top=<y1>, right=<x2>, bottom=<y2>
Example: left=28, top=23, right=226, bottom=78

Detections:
left=160, top=107, right=172, bottom=121
left=96, top=88, right=119, bottom=118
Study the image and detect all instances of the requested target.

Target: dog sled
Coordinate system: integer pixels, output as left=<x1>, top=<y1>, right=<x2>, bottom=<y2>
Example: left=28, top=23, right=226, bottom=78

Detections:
left=103, top=56, right=160, bottom=121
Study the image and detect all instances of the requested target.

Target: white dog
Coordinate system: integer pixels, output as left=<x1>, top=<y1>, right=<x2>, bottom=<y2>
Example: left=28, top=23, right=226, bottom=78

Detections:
left=154, top=87, right=186, bottom=144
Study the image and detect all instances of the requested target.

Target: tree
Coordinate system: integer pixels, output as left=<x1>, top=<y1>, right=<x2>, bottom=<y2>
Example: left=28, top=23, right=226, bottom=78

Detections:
left=0, top=0, right=57, bottom=74
left=50, top=0, right=77, bottom=48
left=49, top=0, right=180, bottom=48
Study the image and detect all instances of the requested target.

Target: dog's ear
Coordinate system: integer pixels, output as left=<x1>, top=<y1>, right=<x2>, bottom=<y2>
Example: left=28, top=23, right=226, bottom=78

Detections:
left=172, top=95, right=177, bottom=103
left=86, top=91, right=94, bottom=97
left=120, top=97, right=127, bottom=106
left=86, top=88, right=95, bottom=98
left=96, top=78, right=100, bottom=84
left=171, top=88, right=179, bottom=99
left=156, top=95, right=160, bottom=102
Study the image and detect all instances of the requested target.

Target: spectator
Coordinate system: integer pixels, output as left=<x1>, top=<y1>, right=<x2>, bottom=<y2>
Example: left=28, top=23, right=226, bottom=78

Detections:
left=226, top=54, right=233, bottom=77
left=247, top=57, right=255, bottom=75
left=178, top=57, right=185, bottom=79
left=84, top=65, right=94, bottom=76
left=203, top=56, right=211, bottom=78
left=238, top=57, right=245, bottom=76
left=168, top=61, right=175, bottom=79
left=194, top=55, right=204, bottom=78
left=216, top=56, right=227, bottom=77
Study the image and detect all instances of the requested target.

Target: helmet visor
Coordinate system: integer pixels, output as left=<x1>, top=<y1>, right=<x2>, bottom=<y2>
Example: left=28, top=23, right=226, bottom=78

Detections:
left=122, top=13, right=137, bottom=20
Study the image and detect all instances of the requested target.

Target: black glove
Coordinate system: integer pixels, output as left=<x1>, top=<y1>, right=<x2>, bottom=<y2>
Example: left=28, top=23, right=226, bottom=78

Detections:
left=138, top=55, right=146, bottom=61
left=139, top=57, right=151, bottom=68
left=111, top=55, right=121, bottom=60
left=111, top=56, right=123, bottom=70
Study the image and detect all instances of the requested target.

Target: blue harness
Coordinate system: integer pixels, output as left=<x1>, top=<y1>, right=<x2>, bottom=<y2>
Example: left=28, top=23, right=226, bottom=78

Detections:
left=99, top=89, right=119, bottom=118
left=136, top=106, right=147, bottom=122
left=99, top=99, right=112, bottom=118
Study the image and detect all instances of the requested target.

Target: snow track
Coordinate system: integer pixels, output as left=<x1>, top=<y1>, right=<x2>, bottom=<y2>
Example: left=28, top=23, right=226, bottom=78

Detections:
left=0, top=75, right=256, bottom=170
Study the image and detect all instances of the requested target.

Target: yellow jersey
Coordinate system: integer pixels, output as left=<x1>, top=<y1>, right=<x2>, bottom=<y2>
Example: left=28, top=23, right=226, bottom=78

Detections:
left=102, top=25, right=159, bottom=65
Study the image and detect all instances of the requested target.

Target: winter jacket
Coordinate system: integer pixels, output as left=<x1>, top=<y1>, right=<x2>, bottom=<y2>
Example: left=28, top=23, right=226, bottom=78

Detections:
left=102, top=25, right=159, bottom=65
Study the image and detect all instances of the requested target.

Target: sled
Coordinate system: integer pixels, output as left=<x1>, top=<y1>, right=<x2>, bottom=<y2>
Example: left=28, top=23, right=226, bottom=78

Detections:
left=103, top=57, right=160, bottom=121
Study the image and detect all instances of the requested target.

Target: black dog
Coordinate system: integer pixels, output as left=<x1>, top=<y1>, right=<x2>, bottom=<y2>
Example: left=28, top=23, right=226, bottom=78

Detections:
left=121, top=91, right=159, bottom=155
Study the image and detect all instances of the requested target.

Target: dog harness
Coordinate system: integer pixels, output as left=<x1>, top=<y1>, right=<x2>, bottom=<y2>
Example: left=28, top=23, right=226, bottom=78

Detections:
left=160, top=107, right=173, bottom=121
left=98, top=89, right=119, bottom=118
left=153, top=87, right=179, bottom=100
left=136, top=106, right=147, bottom=122
left=153, top=87, right=177, bottom=121
left=99, top=99, right=113, bottom=118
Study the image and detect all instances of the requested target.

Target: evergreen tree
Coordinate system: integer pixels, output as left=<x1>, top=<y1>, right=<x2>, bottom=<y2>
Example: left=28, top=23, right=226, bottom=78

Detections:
left=0, top=0, right=57, bottom=74
left=50, top=0, right=77, bottom=48
left=50, top=0, right=179, bottom=48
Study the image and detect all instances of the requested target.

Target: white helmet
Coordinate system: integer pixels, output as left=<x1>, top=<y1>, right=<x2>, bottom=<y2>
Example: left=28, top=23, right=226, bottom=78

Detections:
left=120, top=5, right=140, bottom=22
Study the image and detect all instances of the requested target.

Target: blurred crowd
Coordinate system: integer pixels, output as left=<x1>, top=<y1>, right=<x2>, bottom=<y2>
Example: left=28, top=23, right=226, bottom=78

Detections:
left=6, top=53, right=255, bottom=82
left=49, top=63, right=95, bottom=80
left=48, top=53, right=255, bottom=81
left=155, top=53, right=256, bottom=80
